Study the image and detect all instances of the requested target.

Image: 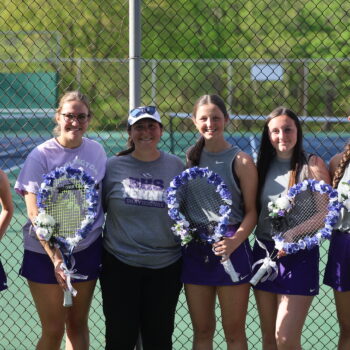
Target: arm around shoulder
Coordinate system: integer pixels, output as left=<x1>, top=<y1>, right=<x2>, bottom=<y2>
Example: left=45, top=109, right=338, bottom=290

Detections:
left=102, top=156, right=116, bottom=212
left=308, top=155, right=331, bottom=184
left=233, top=152, right=258, bottom=242
left=234, top=151, right=258, bottom=186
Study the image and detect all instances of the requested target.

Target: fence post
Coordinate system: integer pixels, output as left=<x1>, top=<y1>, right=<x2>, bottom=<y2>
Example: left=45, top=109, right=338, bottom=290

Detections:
left=130, top=3, right=143, bottom=350
left=129, top=0, right=141, bottom=110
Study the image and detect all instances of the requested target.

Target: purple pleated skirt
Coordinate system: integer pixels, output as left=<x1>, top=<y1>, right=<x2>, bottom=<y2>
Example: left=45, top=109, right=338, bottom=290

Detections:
left=252, top=239, right=319, bottom=296
left=181, top=225, right=253, bottom=286
left=20, top=236, right=102, bottom=284
left=324, top=230, right=350, bottom=292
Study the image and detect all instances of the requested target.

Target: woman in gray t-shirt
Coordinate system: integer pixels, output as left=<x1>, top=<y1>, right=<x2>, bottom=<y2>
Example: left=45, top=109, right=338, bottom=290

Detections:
left=100, top=106, right=184, bottom=350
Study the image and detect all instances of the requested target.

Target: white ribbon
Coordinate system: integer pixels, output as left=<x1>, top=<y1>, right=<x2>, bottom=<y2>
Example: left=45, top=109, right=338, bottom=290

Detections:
left=212, top=246, right=240, bottom=282
left=222, top=258, right=240, bottom=282
left=60, top=260, right=88, bottom=297
left=250, top=239, right=278, bottom=286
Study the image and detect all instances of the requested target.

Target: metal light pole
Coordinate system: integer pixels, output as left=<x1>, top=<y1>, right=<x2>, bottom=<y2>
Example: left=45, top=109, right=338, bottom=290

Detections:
left=129, top=0, right=141, bottom=110
left=130, top=5, right=143, bottom=350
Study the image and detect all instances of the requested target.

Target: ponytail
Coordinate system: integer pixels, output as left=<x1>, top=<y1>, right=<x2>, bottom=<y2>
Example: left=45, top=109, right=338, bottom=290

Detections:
left=117, top=136, right=135, bottom=156
left=187, top=136, right=205, bottom=167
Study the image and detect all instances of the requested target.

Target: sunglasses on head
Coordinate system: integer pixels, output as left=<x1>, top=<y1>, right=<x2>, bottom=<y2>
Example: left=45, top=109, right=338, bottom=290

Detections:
left=129, top=106, right=157, bottom=118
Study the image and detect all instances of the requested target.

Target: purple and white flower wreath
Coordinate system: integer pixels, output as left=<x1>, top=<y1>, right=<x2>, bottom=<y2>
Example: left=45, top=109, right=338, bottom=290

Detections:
left=166, top=166, right=232, bottom=245
left=166, top=166, right=240, bottom=282
left=35, top=165, right=98, bottom=249
left=269, top=179, right=341, bottom=254
left=250, top=179, right=340, bottom=286
left=34, top=165, right=99, bottom=301
left=337, top=180, right=350, bottom=212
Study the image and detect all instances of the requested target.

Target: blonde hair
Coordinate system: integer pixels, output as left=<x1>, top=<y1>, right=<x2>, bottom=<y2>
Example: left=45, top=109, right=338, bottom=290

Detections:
left=53, top=91, right=92, bottom=136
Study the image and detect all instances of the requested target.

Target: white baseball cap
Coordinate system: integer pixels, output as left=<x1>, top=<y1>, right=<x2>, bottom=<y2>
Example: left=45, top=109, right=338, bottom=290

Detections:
left=128, top=106, right=162, bottom=126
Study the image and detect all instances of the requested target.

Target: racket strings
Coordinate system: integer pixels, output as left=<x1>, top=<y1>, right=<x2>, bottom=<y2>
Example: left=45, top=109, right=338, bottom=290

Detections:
left=273, top=190, right=330, bottom=243
left=176, top=178, right=226, bottom=240
left=45, top=178, right=88, bottom=239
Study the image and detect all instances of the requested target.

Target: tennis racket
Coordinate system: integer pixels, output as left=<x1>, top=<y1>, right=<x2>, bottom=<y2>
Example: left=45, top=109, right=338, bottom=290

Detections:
left=250, top=179, right=340, bottom=286
left=34, top=165, right=98, bottom=307
left=167, top=166, right=240, bottom=282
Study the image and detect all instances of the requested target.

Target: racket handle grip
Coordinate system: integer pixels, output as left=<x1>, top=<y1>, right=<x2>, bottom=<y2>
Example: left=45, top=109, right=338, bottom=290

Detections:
left=250, top=265, right=268, bottom=286
left=63, top=289, right=73, bottom=307
left=222, top=258, right=240, bottom=282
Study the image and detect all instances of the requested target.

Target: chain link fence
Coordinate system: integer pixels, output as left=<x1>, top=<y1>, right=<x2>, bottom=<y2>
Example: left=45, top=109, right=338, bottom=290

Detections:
left=0, top=0, right=349, bottom=348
